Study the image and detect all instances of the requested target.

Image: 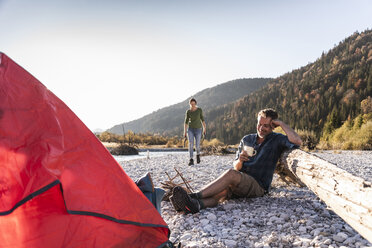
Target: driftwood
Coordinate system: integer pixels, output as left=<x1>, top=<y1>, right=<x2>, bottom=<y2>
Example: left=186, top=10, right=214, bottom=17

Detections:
left=279, top=149, right=372, bottom=243
left=201, top=145, right=236, bottom=156
left=110, top=144, right=138, bottom=155
left=161, top=168, right=194, bottom=201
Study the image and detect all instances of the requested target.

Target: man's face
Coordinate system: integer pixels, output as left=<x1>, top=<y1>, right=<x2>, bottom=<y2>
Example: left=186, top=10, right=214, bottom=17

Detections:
left=257, top=116, right=273, bottom=138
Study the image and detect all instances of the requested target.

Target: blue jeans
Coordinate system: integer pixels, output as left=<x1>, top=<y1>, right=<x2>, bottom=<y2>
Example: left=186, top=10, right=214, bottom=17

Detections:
left=188, top=128, right=202, bottom=159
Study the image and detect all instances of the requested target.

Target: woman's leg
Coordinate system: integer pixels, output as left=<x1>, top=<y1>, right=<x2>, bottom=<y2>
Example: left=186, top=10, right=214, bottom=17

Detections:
left=187, top=128, right=195, bottom=159
left=194, top=128, right=202, bottom=155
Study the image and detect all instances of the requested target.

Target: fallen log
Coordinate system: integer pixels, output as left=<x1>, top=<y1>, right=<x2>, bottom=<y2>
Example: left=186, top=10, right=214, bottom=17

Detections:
left=279, top=149, right=372, bottom=243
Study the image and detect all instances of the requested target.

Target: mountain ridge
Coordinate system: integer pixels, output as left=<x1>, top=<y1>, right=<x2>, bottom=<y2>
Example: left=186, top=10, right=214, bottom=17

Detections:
left=108, top=29, right=371, bottom=145
left=205, top=29, right=372, bottom=144
left=107, top=78, right=271, bottom=135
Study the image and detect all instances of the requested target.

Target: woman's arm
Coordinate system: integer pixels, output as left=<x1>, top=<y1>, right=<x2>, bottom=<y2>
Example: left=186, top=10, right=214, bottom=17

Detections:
left=184, top=110, right=189, bottom=137
left=202, top=121, right=206, bottom=135
left=184, top=123, right=188, bottom=137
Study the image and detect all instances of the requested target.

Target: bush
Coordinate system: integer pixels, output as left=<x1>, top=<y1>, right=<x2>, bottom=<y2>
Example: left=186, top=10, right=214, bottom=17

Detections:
left=318, top=114, right=372, bottom=150
left=296, top=129, right=319, bottom=150
left=203, top=138, right=224, bottom=147
left=111, top=144, right=138, bottom=155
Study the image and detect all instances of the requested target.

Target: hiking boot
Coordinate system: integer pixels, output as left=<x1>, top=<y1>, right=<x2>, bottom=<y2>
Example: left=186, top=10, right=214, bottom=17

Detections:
left=188, top=159, right=194, bottom=166
left=172, top=186, right=200, bottom=214
left=196, top=155, right=200, bottom=164
left=169, top=195, right=182, bottom=212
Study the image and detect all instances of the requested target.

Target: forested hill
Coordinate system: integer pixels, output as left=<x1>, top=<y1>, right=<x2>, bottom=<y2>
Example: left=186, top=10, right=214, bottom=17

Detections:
left=206, top=29, right=372, bottom=144
left=108, top=78, right=270, bottom=135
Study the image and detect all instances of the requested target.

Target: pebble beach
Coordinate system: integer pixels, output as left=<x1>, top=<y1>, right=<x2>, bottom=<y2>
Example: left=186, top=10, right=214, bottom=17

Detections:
left=118, top=151, right=372, bottom=248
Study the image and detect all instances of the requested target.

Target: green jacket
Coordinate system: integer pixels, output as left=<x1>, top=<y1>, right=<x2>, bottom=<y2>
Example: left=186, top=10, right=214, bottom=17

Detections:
left=185, top=108, right=204, bottom=129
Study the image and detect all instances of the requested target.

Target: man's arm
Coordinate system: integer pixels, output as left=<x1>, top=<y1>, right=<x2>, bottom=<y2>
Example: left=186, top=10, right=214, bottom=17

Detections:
left=271, top=119, right=302, bottom=146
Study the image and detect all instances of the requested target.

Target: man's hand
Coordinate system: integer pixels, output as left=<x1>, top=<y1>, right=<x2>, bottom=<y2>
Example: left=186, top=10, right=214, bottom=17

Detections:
left=271, top=119, right=282, bottom=129
left=234, top=150, right=249, bottom=171
left=239, top=150, right=249, bottom=162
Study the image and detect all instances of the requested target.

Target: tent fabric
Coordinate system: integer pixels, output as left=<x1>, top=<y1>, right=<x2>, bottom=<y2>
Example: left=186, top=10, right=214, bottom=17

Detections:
left=0, top=53, right=170, bottom=248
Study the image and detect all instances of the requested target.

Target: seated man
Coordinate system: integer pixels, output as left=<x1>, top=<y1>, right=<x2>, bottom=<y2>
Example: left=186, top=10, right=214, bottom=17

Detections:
left=170, top=108, right=302, bottom=214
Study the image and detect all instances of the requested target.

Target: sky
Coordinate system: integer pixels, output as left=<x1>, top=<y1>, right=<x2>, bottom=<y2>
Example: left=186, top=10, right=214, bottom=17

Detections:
left=0, top=0, right=371, bottom=131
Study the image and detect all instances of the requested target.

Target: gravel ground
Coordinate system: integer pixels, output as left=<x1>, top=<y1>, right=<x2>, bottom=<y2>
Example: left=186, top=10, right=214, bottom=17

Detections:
left=311, top=150, right=372, bottom=182
left=119, top=153, right=372, bottom=248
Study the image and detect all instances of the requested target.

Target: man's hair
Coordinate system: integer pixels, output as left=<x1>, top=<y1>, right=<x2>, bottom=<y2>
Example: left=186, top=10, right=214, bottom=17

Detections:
left=258, top=108, right=278, bottom=120
left=189, top=98, right=197, bottom=104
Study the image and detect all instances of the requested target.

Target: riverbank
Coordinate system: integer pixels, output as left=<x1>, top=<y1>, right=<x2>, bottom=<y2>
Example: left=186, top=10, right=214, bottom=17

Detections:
left=311, top=150, right=372, bottom=182
left=118, top=153, right=372, bottom=248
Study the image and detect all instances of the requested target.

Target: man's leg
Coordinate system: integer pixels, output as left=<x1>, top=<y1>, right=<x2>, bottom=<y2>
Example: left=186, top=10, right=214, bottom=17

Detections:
left=198, top=169, right=242, bottom=199
left=171, top=169, right=242, bottom=213
left=198, top=171, right=264, bottom=208
left=199, top=189, right=229, bottom=208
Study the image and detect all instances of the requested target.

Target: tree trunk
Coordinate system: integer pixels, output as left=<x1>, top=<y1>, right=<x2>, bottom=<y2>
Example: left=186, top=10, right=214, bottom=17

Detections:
left=279, top=149, right=372, bottom=243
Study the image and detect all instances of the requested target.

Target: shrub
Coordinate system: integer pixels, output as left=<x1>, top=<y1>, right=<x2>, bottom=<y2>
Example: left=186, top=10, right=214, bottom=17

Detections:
left=318, top=114, right=372, bottom=150
left=296, top=129, right=319, bottom=150
left=203, top=138, right=224, bottom=147
left=111, top=144, right=138, bottom=155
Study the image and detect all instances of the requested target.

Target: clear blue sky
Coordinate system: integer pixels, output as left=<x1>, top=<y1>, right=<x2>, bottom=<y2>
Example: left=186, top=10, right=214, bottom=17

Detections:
left=0, top=0, right=371, bottom=131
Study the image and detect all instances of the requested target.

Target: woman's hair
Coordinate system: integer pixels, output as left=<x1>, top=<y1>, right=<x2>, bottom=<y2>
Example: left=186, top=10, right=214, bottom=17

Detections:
left=258, top=108, right=278, bottom=120
left=189, top=98, right=197, bottom=104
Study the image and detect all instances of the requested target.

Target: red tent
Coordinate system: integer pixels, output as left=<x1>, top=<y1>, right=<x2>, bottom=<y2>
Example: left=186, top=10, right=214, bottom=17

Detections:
left=0, top=53, right=170, bottom=248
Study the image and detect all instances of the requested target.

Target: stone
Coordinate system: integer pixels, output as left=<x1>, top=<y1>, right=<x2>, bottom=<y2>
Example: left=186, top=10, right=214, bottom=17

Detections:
left=203, top=224, right=213, bottom=232
left=280, top=213, right=290, bottom=221
left=312, top=228, right=323, bottom=236
left=333, top=232, right=348, bottom=242
left=343, top=237, right=355, bottom=245
left=344, top=224, right=355, bottom=234
left=292, top=240, right=302, bottom=246
left=184, top=241, right=199, bottom=248
left=224, top=239, right=237, bottom=247
left=323, top=238, right=332, bottom=245
left=306, top=219, right=314, bottom=226
left=180, top=233, right=193, bottom=241
left=299, top=226, right=307, bottom=233
left=200, top=219, right=209, bottom=226
left=207, top=213, right=217, bottom=221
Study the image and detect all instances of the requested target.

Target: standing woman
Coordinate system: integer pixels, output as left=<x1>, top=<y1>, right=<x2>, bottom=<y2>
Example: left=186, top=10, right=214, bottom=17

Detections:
left=184, top=98, right=206, bottom=165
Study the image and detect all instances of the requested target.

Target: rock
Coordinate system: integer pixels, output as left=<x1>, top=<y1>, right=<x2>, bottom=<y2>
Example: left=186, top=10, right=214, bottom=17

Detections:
left=180, top=233, right=193, bottom=241
left=298, top=226, right=307, bottom=233
left=344, top=224, right=355, bottom=234
left=203, top=224, right=213, bottom=232
left=200, top=219, right=209, bottom=225
left=323, top=238, right=332, bottom=245
left=224, top=239, right=237, bottom=247
left=333, top=232, right=348, bottom=242
left=343, top=237, right=355, bottom=245
left=207, top=213, right=217, bottom=221
left=280, top=213, right=290, bottom=221
left=306, top=219, right=314, bottom=226
left=184, top=241, right=199, bottom=248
